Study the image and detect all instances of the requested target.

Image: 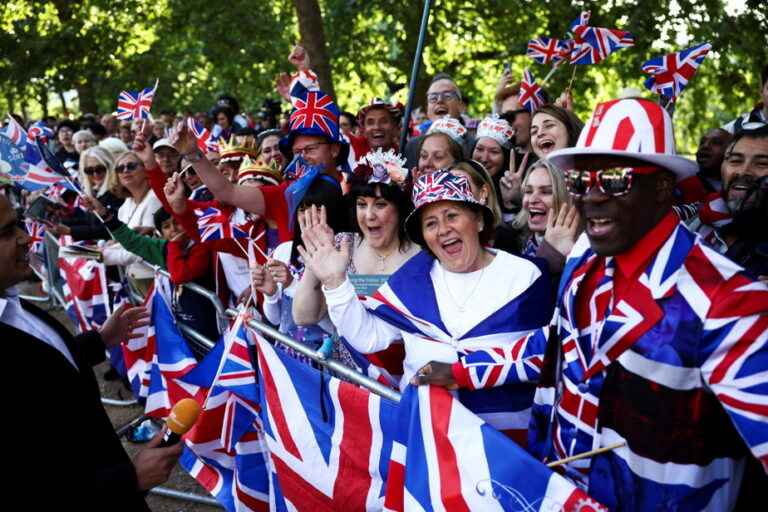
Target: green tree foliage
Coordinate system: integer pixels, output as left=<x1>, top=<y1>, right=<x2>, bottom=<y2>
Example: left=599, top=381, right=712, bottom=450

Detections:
left=2, top=0, right=765, bottom=150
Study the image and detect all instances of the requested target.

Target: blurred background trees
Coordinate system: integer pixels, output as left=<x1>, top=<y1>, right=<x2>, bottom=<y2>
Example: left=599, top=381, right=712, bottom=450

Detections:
left=1, top=0, right=766, bottom=150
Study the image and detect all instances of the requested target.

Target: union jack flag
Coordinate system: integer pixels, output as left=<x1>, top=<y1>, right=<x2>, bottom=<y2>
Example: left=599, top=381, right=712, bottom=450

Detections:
left=180, top=315, right=270, bottom=511
left=641, top=42, right=712, bottom=100
left=383, top=385, right=606, bottom=512
left=254, top=330, right=396, bottom=510
left=122, top=276, right=201, bottom=415
left=570, top=25, right=634, bottom=65
left=2, top=115, right=28, bottom=146
left=116, top=79, right=158, bottom=120
left=58, top=254, right=111, bottom=333
left=526, top=37, right=571, bottom=65
left=24, top=219, right=46, bottom=255
left=187, top=117, right=219, bottom=154
left=27, top=121, right=54, bottom=144
left=519, top=69, right=547, bottom=112
left=289, top=90, right=338, bottom=136
left=195, top=206, right=249, bottom=243
left=567, top=10, right=591, bottom=36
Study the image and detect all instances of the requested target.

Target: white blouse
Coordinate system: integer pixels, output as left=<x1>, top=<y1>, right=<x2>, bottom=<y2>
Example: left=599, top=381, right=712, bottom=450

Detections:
left=323, top=250, right=541, bottom=389
left=108, top=189, right=162, bottom=279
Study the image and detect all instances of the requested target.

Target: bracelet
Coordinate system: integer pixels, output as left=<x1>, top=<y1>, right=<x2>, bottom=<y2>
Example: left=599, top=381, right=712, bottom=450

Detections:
left=182, top=149, right=204, bottom=163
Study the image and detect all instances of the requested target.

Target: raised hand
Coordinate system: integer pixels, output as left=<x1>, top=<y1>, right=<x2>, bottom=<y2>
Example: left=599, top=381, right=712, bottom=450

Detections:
left=169, top=120, right=198, bottom=157
left=555, top=90, right=574, bottom=111
left=499, top=150, right=524, bottom=211
left=275, top=73, right=292, bottom=102
left=99, top=303, right=150, bottom=348
left=296, top=205, right=350, bottom=290
left=80, top=195, right=107, bottom=217
left=288, top=45, right=309, bottom=71
left=544, top=203, right=581, bottom=257
left=132, top=119, right=157, bottom=169
left=164, top=173, right=187, bottom=214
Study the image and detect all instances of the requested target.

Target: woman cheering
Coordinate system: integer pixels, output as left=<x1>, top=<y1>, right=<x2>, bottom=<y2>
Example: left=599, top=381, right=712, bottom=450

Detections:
left=299, top=170, right=553, bottom=443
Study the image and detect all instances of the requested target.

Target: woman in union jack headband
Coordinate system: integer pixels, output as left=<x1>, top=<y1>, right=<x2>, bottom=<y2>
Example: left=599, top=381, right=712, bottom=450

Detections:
left=299, top=170, right=552, bottom=442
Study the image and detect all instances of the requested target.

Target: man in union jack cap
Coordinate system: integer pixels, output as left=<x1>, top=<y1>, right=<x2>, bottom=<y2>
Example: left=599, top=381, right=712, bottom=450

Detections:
left=522, top=97, right=768, bottom=510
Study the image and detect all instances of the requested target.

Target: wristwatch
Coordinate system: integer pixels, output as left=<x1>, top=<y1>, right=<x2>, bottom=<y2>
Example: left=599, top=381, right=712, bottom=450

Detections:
left=183, top=149, right=205, bottom=163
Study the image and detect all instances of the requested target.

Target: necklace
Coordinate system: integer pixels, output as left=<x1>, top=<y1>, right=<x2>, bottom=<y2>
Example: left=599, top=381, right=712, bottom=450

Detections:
left=441, top=263, right=487, bottom=313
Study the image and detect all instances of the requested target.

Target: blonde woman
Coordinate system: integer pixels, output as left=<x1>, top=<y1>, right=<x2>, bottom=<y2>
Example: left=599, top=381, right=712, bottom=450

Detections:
left=73, top=129, right=96, bottom=154
left=49, top=146, right=125, bottom=241
left=511, top=159, right=581, bottom=274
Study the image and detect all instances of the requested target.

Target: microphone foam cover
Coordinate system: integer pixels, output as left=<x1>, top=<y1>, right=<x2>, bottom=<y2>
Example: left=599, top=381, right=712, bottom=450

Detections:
left=166, top=398, right=201, bottom=435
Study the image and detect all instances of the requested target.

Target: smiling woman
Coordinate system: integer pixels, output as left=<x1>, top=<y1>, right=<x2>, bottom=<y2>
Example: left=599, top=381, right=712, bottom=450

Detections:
left=530, top=105, right=583, bottom=160
left=299, top=170, right=553, bottom=441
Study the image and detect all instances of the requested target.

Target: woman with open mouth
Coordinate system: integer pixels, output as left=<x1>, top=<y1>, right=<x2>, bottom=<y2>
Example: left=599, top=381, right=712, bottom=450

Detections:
left=530, top=105, right=583, bottom=160
left=299, top=170, right=553, bottom=442
left=511, top=159, right=581, bottom=276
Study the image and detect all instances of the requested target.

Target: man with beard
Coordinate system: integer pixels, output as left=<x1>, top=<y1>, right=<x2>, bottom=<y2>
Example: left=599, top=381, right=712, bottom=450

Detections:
left=691, top=126, right=768, bottom=279
left=695, top=127, right=732, bottom=192
left=525, top=97, right=768, bottom=510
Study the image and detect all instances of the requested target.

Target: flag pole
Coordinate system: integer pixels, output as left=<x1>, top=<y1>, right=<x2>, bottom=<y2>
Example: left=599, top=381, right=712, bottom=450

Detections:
left=540, top=65, right=560, bottom=87
left=566, top=64, right=579, bottom=95
left=399, top=0, right=433, bottom=152
left=546, top=441, right=626, bottom=468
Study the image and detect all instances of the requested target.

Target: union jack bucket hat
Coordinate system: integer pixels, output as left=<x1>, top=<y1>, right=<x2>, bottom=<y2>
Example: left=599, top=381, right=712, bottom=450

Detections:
left=547, top=98, right=698, bottom=180
left=404, top=170, right=494, bottom=245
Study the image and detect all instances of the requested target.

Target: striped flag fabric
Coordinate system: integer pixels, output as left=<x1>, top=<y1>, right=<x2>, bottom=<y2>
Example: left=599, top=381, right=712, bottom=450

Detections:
left=116, top=79, right=159, bottom=120
left=641, top=42, right=712, bottom=100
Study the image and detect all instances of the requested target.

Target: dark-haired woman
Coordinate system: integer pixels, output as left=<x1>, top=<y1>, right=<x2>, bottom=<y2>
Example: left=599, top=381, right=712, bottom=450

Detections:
left=529, top=104, right=583, bottom=160
left=292, top=151, right=419, bottom=330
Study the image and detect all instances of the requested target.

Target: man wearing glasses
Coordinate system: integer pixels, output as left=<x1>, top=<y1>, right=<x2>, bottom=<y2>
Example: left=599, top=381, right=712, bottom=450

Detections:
left=526, top=98, right=768, bottom=510
left=404, top=73, right=474, bottom=169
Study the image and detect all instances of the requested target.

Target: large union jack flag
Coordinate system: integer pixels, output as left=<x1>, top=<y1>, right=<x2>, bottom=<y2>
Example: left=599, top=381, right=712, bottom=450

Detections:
left=116, top=79, right=158, bottom=120
left=519, top=69, right=547, bottom=112
left=383, top=385, right=606, bottom=511
left=254, top=330, right=396, bottom=511
left=289, top=90, right=338, bottom=136
left=195, top=206, right=249, bottom=243
left=570, top=25, right=634, bottom=65
left=641, top=42, right=712, bottom=100
left=527, top=37, right=572, bottom=66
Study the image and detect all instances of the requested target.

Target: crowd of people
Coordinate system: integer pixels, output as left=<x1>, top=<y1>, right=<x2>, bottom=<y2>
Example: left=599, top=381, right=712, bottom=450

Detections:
left=2, top=45, right=767, bottom=510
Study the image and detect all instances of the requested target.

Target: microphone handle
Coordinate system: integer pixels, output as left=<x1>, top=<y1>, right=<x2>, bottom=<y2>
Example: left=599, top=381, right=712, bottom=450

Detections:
left=159, top=429, right=182, bottom=447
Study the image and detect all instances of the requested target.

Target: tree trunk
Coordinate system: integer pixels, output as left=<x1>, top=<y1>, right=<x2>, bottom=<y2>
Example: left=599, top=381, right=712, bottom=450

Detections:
left=39, top=86, right=49, bottom=119
left=58, top=91, right=69, bottom=117
left=293, top=0, right=336, bottom=99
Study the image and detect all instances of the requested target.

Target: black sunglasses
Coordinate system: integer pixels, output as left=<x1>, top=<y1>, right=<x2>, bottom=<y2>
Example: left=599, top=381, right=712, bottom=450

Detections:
left=115, top=161, right=141, bottom=173
left=83, top=165, right=106, bottom=176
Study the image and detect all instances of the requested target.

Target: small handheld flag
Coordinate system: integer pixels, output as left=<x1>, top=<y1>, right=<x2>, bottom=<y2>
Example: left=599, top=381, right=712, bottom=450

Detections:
left=518, top=69, right=547, bottom=113
left=116, top=79, right=159, bottom=120
left=527, top=37, right=571, bottom=66
left=641, top=43, right=712, bottom=101
left=570, top=25, right=635, bottom=65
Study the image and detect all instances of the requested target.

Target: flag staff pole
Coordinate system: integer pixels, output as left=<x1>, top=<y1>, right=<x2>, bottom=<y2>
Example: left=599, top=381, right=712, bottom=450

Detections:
left=399, top=0, right=433, bottom=152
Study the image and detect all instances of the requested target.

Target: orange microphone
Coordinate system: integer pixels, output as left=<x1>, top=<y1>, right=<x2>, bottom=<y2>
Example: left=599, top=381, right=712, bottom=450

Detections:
left=160, top=398, right=201, bottom=447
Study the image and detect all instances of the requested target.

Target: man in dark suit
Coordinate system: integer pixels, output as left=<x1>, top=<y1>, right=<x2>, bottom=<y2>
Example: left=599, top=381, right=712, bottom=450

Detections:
left=1, top=194, right=182, bottom=509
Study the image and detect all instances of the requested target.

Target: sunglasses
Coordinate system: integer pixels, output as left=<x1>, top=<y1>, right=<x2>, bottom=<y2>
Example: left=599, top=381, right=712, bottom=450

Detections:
left=115, top=161, right=141, bottom=173
left=83, top=165, right=106, bottom=176
left=565, top=167, right=640, bottom=197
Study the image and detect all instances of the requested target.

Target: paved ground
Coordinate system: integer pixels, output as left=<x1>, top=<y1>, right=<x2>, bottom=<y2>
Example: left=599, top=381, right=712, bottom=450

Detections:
left=22, top=281, right=222, bottom=511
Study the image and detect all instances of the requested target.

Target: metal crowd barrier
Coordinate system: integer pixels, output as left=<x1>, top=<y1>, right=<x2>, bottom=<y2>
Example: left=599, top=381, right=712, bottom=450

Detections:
left=36, top=233, right=403, bottom=506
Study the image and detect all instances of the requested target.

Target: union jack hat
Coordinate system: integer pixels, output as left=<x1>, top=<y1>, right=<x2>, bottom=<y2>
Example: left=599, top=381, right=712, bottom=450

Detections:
left=427, top=116, right=467, bottom=146
left=404, top=170, right=494, bottom=245
left=476, top=116, right=515, bottom=149
left=547, top=98, right=697, bottom=180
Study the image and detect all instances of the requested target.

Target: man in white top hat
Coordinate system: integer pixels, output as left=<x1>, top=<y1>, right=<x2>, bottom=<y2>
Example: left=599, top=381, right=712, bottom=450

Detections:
left=527, top=97, right=768, bottom=510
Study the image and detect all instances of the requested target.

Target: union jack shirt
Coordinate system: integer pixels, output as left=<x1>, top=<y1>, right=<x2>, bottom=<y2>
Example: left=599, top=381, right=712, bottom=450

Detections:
left=529, top=213, right=768, bottom=511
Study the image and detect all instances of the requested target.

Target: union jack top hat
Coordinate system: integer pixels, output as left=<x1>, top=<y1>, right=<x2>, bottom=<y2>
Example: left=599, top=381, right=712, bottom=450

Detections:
left=404, top=170, right=494, bottom=245
left=547, top=98, right=698, bottom=180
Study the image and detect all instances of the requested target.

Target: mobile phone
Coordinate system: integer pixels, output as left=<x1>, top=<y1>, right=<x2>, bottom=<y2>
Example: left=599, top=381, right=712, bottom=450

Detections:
left=503, top=62, right=511, bottom=74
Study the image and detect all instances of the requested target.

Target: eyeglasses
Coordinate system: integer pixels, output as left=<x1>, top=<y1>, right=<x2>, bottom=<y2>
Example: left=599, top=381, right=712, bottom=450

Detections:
left=83, top=165, right=107, bottom=176
left=426, top=91, right=461, bottom=104
left=565, top=167, right=637, bottom=197
left=292, top=142, right=328, bottom=157
left=115, top=161, right=141, bottom=173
